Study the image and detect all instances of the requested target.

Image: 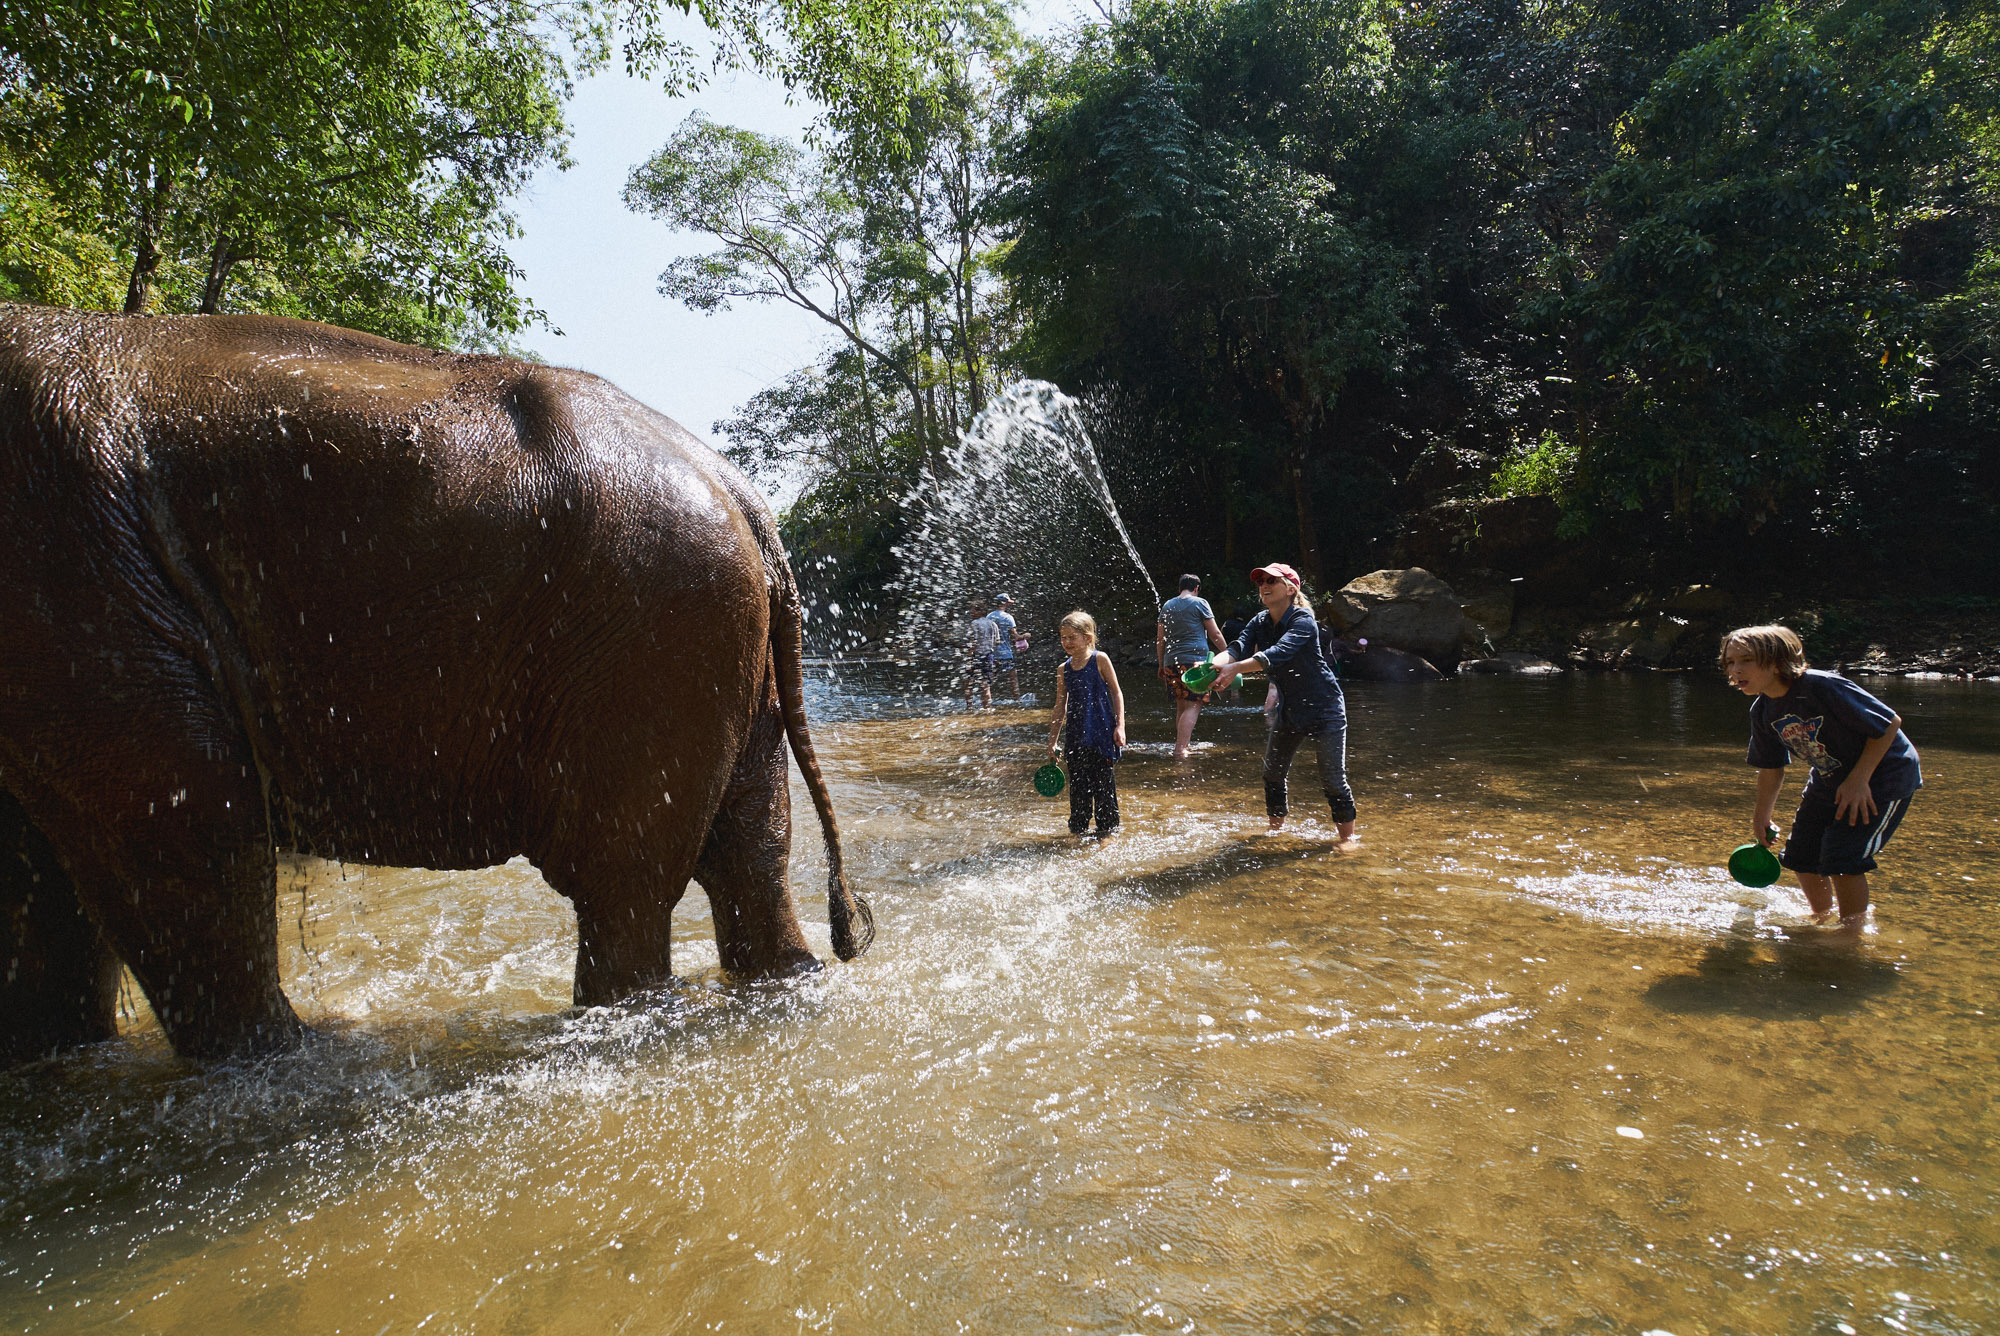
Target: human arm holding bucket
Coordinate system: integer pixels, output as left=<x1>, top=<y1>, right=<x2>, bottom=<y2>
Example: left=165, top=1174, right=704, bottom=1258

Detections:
left=1209, top=612, right=1265, bottom=687
left=1753, top=768, right=1784, bottom=846
left=1048, top=663, right=1067, bottom=760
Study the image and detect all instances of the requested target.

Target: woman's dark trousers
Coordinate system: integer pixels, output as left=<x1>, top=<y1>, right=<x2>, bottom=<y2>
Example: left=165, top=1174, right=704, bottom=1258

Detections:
left=1066, top=747, right=1120, bottom=834
left=1264, top=717, right=1356, bottom=823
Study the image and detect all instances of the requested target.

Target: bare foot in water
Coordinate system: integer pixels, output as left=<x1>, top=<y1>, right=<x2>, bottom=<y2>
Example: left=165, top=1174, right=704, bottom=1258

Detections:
left=1268, top=815, right=1285, bottom=833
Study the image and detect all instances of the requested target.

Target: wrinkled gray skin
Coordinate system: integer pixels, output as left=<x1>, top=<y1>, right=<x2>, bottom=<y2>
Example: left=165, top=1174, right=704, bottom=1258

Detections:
left=0, top=308, right=871, bottom=1065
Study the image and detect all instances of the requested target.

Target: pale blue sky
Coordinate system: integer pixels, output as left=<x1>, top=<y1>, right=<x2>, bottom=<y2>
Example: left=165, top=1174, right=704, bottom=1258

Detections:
left=506, top=3, right=1096, bottom=464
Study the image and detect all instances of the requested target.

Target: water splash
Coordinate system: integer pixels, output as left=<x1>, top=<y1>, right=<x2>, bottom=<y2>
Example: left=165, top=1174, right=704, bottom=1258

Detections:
left=889, top=381, right=1155, bottom=657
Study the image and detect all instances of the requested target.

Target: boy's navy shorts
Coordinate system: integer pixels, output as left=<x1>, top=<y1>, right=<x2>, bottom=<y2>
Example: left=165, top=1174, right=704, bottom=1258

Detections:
left=1780, top=788, right=1915, bottom=876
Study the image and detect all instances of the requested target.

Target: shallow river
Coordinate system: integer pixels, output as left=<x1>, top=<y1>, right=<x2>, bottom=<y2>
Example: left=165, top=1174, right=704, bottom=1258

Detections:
left=3, top=672, right=1997, bottom=1335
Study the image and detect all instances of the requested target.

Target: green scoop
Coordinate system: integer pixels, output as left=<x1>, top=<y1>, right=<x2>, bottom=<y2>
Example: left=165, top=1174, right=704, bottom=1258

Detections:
left=1179, top=655, right=1220, bottom=694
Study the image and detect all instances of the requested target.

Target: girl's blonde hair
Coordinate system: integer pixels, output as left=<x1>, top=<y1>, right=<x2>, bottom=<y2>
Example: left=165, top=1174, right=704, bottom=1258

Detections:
left=1059, top=610, right=1097, bottom=645
left=1719, top=624, right=1808, bottom=682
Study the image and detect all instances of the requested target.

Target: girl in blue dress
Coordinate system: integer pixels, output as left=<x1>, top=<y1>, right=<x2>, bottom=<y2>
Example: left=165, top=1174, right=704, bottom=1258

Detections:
left=1047, top=610, right=1126, bottom=836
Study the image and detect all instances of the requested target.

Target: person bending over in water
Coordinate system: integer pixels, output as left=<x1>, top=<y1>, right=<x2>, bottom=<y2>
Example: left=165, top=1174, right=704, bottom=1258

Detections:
left=1049, top=610, right=1126, bottom=836
left=1210, top=563, right=1358, bottom=840
left=1723, top=624, right=1921, bottom=930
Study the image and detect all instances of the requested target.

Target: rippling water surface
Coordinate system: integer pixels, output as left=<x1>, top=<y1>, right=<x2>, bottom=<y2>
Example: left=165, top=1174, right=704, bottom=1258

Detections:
left=4, top=672, right=1997, bottom=1335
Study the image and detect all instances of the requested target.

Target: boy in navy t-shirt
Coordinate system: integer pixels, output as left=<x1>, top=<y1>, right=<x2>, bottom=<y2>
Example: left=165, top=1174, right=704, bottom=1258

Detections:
left=1721, top=624, right=1921, bottom=929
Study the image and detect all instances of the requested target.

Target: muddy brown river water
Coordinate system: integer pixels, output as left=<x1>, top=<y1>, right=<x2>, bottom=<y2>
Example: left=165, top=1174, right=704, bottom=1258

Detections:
left=3, top=672, right=1996, bottom=1335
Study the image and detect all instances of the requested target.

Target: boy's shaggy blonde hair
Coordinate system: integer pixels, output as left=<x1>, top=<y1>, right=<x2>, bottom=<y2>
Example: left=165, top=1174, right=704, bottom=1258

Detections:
left=1720, top=624, right=1809, bottom=683
left=1059, top=610, right=1097, bottom=645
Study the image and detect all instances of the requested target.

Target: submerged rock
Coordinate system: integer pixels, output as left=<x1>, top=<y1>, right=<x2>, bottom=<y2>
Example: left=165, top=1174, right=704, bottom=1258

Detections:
left=1338, top=645, right=1446, bottom=682
left=1458, top=652, right=1561, bottom=676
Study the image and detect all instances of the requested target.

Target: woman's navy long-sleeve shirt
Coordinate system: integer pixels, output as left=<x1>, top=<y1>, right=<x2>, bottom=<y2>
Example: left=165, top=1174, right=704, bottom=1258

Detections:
left=1230, top=607, right=1347, bottom=732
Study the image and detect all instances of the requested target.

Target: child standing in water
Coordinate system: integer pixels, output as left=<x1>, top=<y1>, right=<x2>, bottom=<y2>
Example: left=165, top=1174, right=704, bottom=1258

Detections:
left=1049, top=611, right=1126, bottom=836
left=1722, top=624, right=1922, bottom=929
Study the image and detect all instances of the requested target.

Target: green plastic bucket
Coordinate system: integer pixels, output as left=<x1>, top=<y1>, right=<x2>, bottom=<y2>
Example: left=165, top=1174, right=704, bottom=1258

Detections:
left=1033, top=763, right=1066, bottom=798
left=1179, top=657, right=1220, bottom=694
left=1727, top=841, right=1783, bottom=888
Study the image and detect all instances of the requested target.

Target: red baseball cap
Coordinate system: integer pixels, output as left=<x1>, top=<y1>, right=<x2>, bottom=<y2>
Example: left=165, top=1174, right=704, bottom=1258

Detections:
left=1249, top=562, right=1301, bottom=588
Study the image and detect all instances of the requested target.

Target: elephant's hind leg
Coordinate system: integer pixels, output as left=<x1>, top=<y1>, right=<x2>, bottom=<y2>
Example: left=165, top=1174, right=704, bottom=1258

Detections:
left=1, top=789, right=121, bottom=1065
left=542, top=822, right=701, bottom=1009
left=694, top=688, right=817, bottom=978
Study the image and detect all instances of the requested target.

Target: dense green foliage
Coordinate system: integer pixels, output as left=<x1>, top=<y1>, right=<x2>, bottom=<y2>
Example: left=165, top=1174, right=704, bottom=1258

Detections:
left=0, top=0, right=954, bottom=346
left=5, top=0, right=1991, bottom=609
left=684, top=0, right=1996, bottom=620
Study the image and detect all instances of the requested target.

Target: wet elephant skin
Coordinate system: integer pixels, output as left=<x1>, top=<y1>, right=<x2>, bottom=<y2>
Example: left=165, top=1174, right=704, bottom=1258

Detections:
left=0, top=307, right=871, bottom=1062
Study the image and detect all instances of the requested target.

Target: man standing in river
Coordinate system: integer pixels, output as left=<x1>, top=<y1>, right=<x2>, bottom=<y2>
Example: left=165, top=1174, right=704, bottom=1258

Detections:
left=1156, top=574, right=1228, bottom=760
left=964, top=598, right=1002, bottom=710
left=990, top=594, right=1025, bottom=699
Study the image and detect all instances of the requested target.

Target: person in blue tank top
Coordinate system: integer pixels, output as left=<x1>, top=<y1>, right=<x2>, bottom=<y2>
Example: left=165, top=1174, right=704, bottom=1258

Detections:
left=1210, top=562, right=1358, bottom=842
left=1047, top=610, right=1126, bottom=836
left=1723, top=624, right=1921, bottom=931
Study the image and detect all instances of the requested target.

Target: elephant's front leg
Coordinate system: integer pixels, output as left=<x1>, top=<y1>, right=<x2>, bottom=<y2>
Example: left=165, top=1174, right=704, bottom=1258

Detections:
left=694, top=694, right=818, bottom=978
left=1, top=789, right=121, bottom=1065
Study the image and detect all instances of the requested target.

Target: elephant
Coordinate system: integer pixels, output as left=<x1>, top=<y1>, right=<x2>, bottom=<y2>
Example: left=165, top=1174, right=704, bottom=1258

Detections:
left=0, top=306, right=871, bottom=1065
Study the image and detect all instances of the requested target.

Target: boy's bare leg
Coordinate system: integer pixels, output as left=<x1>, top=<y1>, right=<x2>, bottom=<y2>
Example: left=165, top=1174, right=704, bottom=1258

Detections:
left=1336, top=820, right=1356, bottom=843
left=1796, top=871, right=1870, bottom=926
left=1830, top=873, right=1871, bottom=925
left=1795, top=872, right=1835, bottom=917
left=1173, top=700, right=1200, bottom=759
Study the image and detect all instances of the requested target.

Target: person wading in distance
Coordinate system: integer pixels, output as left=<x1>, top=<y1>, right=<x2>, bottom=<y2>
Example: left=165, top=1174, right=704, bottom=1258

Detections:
left=1156, top=573, right=1227, bottom=760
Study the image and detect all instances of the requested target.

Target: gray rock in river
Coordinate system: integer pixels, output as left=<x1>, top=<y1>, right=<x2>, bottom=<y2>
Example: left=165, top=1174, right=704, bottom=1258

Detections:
left=1323, top=567, right=1465, bottom=666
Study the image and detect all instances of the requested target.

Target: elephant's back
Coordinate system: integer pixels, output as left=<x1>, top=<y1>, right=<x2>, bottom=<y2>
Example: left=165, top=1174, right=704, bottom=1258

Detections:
left=0, top=308, right=774, bottom=866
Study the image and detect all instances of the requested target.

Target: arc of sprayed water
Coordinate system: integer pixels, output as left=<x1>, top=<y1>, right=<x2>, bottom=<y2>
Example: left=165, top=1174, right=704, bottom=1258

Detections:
left=1060, top=424, right=1155, bottom=604
left=985, top=381, right=1156, bottom=603
left=888, top=380, right=1158, bottom=660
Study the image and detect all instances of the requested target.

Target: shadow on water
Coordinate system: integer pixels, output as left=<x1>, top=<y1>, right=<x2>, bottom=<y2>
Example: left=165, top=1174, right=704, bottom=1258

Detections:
left=1096, top=834, right=1345, bottom=903
left=1643, top=928, right=1904, bottom=1018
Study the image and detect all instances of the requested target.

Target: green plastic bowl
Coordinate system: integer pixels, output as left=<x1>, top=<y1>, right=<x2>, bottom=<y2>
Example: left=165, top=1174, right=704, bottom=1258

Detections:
left=1727, top=841, right=1783, bottom=888
left=1179, top=658, right=1220, bottom=694
left=1033, top=763, right=1066, bottom=798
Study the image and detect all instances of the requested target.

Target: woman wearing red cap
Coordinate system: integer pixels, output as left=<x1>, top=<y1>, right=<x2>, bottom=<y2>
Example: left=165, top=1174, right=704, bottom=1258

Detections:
left=1210, top=563, right=1358, bottom=840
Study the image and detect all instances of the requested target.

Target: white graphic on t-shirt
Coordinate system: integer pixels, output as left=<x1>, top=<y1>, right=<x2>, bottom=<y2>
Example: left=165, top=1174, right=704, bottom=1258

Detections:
left=1775, top=715, right=1839, bottom=777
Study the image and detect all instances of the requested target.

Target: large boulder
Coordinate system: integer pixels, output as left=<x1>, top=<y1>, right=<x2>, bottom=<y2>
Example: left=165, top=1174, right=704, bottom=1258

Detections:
left=1323, top=568, right=1465, bottom=666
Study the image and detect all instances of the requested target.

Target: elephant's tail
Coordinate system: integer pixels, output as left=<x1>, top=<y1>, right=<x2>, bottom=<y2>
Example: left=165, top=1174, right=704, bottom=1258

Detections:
left=771, top=572, right=875, bottom=962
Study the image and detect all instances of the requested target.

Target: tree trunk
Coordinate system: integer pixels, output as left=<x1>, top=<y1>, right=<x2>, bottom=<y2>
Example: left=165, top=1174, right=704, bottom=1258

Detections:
left=123, top=167, right=174, bottom=315
left=858, top=351, right=881, bottom=461
left=199, top=231, right=238, bottom=314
